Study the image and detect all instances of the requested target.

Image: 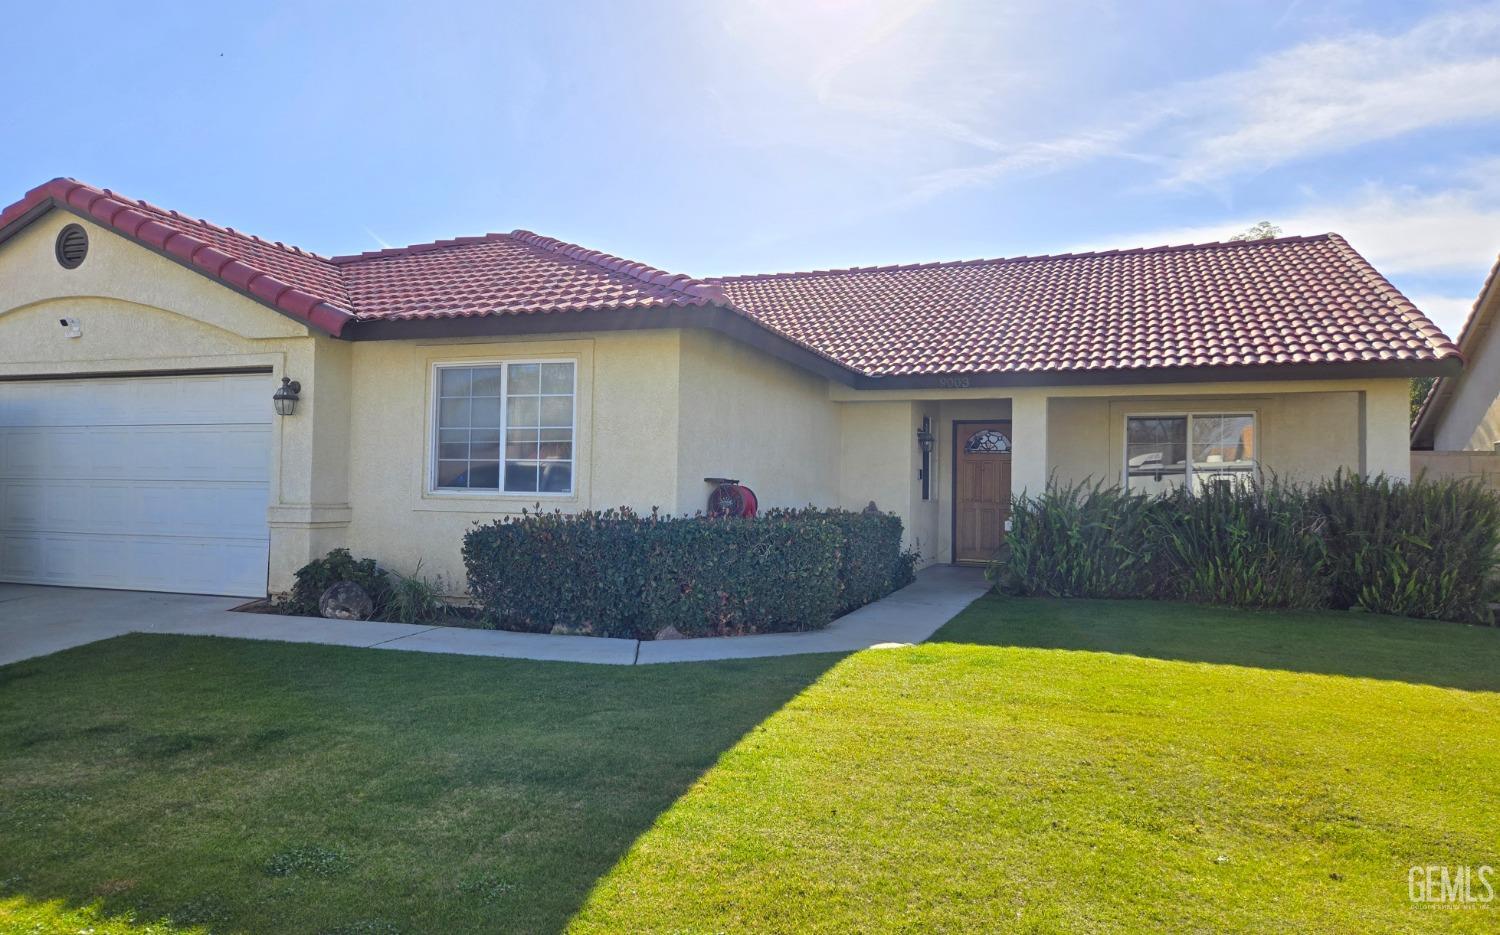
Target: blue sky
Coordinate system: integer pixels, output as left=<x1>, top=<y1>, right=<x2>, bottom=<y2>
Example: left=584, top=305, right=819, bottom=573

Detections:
left=4, top=1, right=1499, bottom=337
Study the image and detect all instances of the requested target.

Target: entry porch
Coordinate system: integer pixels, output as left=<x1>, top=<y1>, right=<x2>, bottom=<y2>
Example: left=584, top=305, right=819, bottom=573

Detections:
left=834, top=378, right=1413, bottom=567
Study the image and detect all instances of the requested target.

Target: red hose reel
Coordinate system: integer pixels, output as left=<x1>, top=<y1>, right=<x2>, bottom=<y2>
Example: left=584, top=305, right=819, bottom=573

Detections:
left=705, top=477, right=758, bottom=518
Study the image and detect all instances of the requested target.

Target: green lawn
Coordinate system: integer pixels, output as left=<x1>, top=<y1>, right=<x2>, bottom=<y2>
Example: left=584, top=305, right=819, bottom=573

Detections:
left=3, top=597, right=1500, bottom=932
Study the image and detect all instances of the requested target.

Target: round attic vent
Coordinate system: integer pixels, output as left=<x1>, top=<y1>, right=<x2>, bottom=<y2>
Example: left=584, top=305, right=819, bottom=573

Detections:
left=55, top=224, right=88, bottom=269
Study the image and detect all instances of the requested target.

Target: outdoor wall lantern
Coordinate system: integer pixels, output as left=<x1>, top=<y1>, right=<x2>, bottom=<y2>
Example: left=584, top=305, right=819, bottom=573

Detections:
left=273, top=377, right=302, bottom=416
left=916, top=417, right=934, bottom=500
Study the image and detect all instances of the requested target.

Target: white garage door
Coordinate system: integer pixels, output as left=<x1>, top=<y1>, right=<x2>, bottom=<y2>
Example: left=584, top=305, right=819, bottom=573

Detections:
left=0, top=372, right=272, bottom=597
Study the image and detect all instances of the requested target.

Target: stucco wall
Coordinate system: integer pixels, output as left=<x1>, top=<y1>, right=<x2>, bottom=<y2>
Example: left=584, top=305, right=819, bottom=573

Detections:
left=675, top=330, right=840, bottom=515
left=341, top=331, right=684, bottom=589
left=1411, top=450, right=1500, bottom=495
left=1433, top=287, right=1500, bottom=451
left=1046, top=390, right=1368, bottom=487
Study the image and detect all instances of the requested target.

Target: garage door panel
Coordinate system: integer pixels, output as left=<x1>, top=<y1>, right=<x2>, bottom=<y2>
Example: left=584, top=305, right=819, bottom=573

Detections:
left=0, top=373, right=272, bottom=597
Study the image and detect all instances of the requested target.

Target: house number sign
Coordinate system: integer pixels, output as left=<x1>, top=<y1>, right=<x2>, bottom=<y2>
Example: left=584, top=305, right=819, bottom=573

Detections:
left=937, top=376, right=972, bottom=389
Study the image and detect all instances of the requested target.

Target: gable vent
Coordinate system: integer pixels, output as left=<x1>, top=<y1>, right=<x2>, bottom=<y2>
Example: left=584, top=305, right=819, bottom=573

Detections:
left=55, top=224, right=88, bottom=269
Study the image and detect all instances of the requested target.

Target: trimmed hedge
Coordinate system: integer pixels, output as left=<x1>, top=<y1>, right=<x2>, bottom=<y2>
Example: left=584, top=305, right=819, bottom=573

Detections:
left=462, top=508, right=917, bottom=638
left=993, top=473, right=1500, bottom=624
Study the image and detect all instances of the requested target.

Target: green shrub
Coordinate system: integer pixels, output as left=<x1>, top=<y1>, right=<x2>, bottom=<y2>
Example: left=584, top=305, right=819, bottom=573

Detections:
left=993, top=480, right=1166, bottom=598
left=463, top=508, right=657, bottom=637
left=1155, top=480, right=1328, bottom=609
left=827, top=510, right=920, bottom=612
left=1313, top=470, right=1500, bottom=624
left=993, top=473, right=1500, bottom=624
left=640, top=509, right=843, bottom=637
left=281, top=548, right=389, bottom=616
left=463, top=507, right=909, bottom=638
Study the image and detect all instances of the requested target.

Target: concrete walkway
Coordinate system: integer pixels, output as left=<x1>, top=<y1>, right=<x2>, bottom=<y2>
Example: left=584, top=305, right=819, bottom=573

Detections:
left=0, top=565, right=991, bottom=668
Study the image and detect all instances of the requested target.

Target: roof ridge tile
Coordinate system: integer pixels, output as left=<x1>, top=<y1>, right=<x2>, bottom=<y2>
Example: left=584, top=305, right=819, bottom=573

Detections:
left=706, top=233, right=1338, bottom=284
left=506, top=229, right=727, bottom=305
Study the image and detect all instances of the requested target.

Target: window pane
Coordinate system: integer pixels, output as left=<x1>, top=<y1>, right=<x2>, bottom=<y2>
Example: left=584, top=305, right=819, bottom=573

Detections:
left=467, top=461, right=500, bottom=489
left=1192, top=415, right=1255, bottom=465
left=539, top=462, right=572, bottom=493
left=540, top=395, right=573, bottom=427
left=509, top=363, right=540, bottom=394
left=506, top=437, right=540, bottom=460
left=438, top=440, right=469, bottom=460
left=437, top=460, right=469, bottom=487
left=538, top=440, right=572, bottom=461
left=471, top=367, right=502, bottom=397
left=439, top=368, right=471, bottom=398
left=507, top=396, right=540, bottom=427
left=540, top=363, right=573, bottom=394
left=1126, top=416, right=1186, bottom=492
left=471, top=428, right=500, bottom=444
left=439, top=398, right=471, bottom=428
left=505, top=461, right=540, bottom=492
left=471, top=396, right=502, bottom=428
left=471, top=438, right=500, bottom=460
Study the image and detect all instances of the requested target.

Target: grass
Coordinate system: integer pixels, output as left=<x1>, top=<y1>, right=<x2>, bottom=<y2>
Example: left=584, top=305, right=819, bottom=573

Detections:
left=4, top=597, right=1500, bottom=932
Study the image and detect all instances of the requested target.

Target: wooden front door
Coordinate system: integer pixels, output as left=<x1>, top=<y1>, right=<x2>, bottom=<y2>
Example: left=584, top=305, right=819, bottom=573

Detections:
left=953, top=421, right=1013, bottom=564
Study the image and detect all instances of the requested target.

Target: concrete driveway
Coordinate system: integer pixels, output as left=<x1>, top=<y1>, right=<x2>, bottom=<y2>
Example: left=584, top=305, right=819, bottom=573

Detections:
left=0, top=585, right=243, bottom=666
left=0, top=566, right=992, bottom=668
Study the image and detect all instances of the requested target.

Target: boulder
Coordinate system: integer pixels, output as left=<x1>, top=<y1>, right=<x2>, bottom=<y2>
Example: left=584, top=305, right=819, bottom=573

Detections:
left=549, top=622, right=590, bottom=636
left=654, top=625, right=687, bottom=641
left=319, top=581, right=374, bottom=620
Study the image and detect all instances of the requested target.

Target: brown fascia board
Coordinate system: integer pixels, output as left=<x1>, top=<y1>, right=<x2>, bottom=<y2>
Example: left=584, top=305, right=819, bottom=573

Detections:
left=345, top=307, right=1460, bottom=389
left=343, top=304, right=864, bottom=386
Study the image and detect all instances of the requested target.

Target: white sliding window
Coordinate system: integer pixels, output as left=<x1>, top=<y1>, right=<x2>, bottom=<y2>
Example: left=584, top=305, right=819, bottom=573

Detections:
left=1125, top=413, right=1255, bottom=493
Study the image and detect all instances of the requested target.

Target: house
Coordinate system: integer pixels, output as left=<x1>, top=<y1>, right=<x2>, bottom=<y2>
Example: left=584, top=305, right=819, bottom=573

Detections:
left=0, top=178, right=1461, bottom=598
left=1412, top=253, right=1500, bottom=449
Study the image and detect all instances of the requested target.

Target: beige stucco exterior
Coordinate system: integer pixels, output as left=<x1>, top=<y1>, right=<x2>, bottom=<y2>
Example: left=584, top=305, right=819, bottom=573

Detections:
left=0, top=208, right=1423, bottom=595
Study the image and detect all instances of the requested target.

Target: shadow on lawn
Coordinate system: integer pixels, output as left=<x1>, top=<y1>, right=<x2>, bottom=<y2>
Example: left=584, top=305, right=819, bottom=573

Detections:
left=934, top=592, right=1500, bottom=693
left=0, top=633, right=843, bottom=934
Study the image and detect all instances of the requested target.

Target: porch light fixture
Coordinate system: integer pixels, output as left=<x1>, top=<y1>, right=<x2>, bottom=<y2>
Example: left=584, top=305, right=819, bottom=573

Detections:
left=916, top=417, right=934, bottom=500
left=272, top=377, right=301, bottom=416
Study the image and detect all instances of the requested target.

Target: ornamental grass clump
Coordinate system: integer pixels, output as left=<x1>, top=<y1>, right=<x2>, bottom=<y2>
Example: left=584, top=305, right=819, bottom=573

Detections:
left=1154, top=479, right=1328, bottom=610
left=991, top=472, right=1500, bottom=624
left=992, top=479, right=1166, bottom=599
left=1312, top=469, right=1500, bottom=624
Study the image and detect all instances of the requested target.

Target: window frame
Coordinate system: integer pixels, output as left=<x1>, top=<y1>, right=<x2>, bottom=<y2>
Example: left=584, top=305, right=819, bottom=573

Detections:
left=1121, top=411, right=1258, bottom=493
left=427, top=358, right=578, bottom=498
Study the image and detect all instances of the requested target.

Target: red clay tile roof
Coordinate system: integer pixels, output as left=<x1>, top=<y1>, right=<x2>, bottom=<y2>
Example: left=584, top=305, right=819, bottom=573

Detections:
left=0, top=178, right=1460, bottom=382
left=331, top=230, right=726, bottom=321
left=710, top=235, right=1461, bottom=377
left=0, top=179, right=724, bottom=338
left=0, top=178, right=355, bottom=334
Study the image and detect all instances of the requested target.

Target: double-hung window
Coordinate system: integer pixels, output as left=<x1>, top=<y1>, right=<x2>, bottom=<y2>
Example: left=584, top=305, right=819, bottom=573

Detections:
left=1125, top=412, right=1255, bottom=494
left=433, top=361, right=575, bottom=495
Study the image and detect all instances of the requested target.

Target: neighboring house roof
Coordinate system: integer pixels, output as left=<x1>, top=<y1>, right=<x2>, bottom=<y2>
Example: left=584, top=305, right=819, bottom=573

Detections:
left=711, top=236, right=1460, bottom=377
left=0, top=177, right=1462, bottom=388
left=1411, top=251, right=1500, bottom=449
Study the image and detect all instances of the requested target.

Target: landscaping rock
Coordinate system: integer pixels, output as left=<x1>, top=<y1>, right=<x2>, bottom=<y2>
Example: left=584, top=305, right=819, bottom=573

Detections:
left=549, top=622, right=590, bottom=636
left=654, top=625, right=687, bottom=641
left=319, top=581, right=374, bottom=620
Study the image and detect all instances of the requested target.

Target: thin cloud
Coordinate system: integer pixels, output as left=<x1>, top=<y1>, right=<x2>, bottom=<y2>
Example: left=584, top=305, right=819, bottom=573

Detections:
left=911, top=4, right=1500, bottom=199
